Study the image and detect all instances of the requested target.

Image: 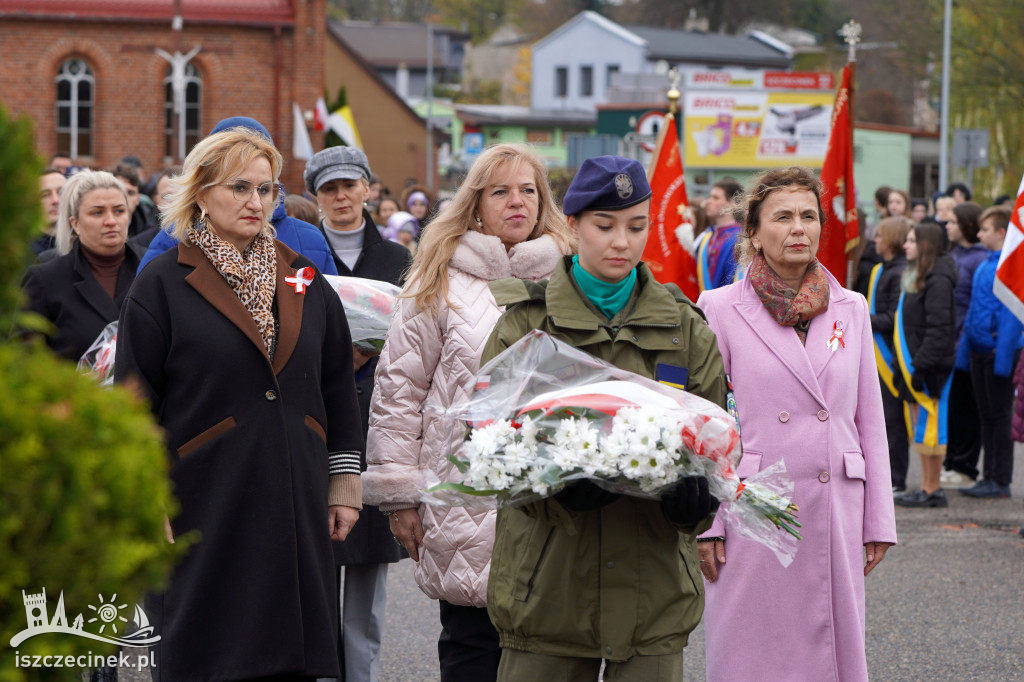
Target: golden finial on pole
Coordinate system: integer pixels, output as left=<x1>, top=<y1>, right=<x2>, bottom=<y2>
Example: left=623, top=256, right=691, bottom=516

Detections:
left=667, top=66, right=681, bottom=116
left=840, top=20, right=862, bottom=63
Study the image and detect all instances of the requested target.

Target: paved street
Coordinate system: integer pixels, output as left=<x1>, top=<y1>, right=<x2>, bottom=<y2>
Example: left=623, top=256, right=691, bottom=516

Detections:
left=378, top=445, right=1024, bottom=681
left=114, top=446, right=1023, bottom=681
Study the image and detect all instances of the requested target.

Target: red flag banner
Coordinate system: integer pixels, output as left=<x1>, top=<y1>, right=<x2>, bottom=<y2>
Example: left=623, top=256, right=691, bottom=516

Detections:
left=646, top=114, right=699, bottom=301
left=819, top=64, right=858, bottom=286
left=993, top=174, right=1024, bottom=322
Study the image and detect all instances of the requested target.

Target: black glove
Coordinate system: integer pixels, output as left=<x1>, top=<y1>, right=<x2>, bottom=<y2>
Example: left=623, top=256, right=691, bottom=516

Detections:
left=660, top=476, right=720, bottom=526
left=910, top=370, right=924, bottom=393
left=554, top=479, right=619, bottom=512
left=912, top=369, right=947, bottom=396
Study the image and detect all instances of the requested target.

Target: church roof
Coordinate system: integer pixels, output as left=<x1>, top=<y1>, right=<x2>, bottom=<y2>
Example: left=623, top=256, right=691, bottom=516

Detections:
left=0, top=0, right=294, bottom=26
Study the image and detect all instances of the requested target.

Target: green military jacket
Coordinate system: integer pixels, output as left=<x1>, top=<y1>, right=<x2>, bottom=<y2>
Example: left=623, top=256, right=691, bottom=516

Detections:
left=482, top=256, right=728, bottom=661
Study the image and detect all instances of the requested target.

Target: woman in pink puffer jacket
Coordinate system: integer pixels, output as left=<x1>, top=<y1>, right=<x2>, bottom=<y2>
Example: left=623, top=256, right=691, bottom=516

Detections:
left=364, top=143, right=574, bottom=681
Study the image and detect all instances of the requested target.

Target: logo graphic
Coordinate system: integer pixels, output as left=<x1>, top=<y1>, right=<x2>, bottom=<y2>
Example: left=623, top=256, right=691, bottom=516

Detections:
left=11, top=588, right=160, bottom=648
left=614, top=173, right=634, bottom=199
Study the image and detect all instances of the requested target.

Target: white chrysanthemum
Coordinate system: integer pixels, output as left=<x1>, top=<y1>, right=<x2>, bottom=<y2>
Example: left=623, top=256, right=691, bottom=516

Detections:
left=527, top=467, right=552, bottom=496
left=548, top=417, right=600, bottom=472
left=518, top=415, right=539, bottom=443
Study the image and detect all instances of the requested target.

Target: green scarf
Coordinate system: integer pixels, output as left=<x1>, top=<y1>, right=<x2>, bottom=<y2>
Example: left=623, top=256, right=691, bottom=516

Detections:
left=571, top=255, right=637, bottom=319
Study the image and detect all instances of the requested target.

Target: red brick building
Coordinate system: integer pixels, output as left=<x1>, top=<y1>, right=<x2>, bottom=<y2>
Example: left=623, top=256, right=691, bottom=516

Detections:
left=0, top=0, right=324, bottom=193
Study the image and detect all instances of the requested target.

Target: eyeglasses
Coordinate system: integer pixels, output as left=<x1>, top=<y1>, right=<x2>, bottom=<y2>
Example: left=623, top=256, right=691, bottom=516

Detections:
left=217, top=180, right=281, bottom=204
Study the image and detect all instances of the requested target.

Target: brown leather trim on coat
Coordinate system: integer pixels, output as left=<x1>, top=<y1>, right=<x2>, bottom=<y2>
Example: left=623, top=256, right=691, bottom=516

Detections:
left=178, top=241, right=271, bottom=365
left=177, top=415, right=237, bottom=458
left=304, top=414, right=327, bottom=443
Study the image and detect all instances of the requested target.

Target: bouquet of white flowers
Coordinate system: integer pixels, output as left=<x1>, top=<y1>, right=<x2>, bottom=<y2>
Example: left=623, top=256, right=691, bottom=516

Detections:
left=78, top=321, right=118, bottom=386
left=423, top=329, right=801, bottom=565
left=323, top=275, right=401, bottom=353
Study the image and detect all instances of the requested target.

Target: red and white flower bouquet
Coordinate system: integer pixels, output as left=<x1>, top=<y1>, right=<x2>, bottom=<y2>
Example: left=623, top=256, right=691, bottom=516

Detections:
left=323, top=275, right=401, bottom=353
left=424, top=330, right=801, bottom=565
left=78, top=321, right=118, bottom=386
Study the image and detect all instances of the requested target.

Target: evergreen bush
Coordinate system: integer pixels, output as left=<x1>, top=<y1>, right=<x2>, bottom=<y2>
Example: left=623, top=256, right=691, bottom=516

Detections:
left=0, top=107, right=187, bottom=680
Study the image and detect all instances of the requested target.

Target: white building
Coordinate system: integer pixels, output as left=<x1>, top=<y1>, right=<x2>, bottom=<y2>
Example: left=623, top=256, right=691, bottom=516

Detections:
left=531, top=11, right=793, bottom=112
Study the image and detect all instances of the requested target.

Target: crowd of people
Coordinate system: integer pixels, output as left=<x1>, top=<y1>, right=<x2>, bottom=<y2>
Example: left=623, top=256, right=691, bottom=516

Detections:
left=850, top=184, right=1022, bottom=506
left=21, top=121, right=1021, bottom=682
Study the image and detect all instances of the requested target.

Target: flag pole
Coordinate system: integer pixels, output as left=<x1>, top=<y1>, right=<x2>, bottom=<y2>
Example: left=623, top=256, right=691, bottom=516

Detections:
left=647, top=67, right=680, bottom=179
left=840, top=21, right=861, bottom=282
left=841, top=20, right=860, bottom=133
left=667, top=67, right=680, bottom=117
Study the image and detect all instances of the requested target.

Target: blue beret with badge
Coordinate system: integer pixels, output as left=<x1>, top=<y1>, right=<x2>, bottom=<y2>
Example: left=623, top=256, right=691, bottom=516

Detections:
left=562, top=155, right=652, bottom=216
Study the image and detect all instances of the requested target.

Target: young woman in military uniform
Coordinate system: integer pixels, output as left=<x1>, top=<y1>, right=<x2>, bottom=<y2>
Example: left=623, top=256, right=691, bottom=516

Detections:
left=482, top=156, right=728, bottom=682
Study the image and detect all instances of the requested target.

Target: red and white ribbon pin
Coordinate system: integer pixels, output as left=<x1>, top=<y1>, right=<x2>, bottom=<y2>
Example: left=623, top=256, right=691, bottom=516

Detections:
left=285, top=266, right=316, bottom=294
left=826, top=320, right=846, bottom=353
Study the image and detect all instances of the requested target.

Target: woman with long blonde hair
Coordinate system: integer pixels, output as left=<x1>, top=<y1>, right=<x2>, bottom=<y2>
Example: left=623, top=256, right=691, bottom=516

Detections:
left=364, top=143, right=573, bottom=681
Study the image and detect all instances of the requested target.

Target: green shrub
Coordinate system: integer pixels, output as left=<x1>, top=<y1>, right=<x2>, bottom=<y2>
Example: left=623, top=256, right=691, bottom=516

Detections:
left=0, top=107, right=187, bottom=680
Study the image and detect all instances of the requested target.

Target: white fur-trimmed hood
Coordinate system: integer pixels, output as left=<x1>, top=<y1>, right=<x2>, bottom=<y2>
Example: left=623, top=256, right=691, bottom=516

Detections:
left=450, top=230, right=565, bottom=282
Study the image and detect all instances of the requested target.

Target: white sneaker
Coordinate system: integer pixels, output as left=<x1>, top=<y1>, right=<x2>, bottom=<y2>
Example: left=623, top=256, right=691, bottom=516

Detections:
left=940, top=469, right=975, bottom=489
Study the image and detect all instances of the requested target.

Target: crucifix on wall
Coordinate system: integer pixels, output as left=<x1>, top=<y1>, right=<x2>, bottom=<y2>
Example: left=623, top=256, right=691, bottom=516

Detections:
left=156, top=44, right=201, bottom=162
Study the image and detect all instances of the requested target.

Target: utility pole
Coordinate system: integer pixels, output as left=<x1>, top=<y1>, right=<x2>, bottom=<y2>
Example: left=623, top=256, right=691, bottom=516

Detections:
left=426, top=22, right=434, bottom=190
left=938, top=0, right=952, bottom=191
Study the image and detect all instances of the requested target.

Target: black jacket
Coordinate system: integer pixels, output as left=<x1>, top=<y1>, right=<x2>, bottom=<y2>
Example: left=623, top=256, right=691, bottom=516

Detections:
left=127, top=201, right=159, bottom=238
left=329, top=211, right=411, bottom=567
left=855, top=240, right=885, bottom=298
left=318, top=208, right=412, bottom=283
left=22, top=241, right=142, bottom=361
left=115, top=240, right=363, bottom=681
left=869, top=253, right=908, bottom=352
left=332, top=355, right=408, bottom=566
left=897, top=254, right=958, bottom=397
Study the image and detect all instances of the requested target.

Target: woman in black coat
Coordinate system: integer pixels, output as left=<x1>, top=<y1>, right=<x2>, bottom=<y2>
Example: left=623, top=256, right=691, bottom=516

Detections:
left=303, top=145, right=412, bottom=282
left=305, top=145, right=412, bottom=682
left=115, top=127, right=363, bottom=681
left=893, top=222, right=957, bottom=508
left=867, top=216, right=912, bottom=491
left=23, top=170, right=141, bottom=362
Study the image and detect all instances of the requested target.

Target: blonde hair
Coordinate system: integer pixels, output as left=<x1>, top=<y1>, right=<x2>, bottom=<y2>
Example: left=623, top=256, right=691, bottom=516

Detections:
left=162, top=127, right=283, bottom=242
left=403, top=143, right=575, bottom=314
left=875, top=216, right=913, bottom=257
left=55, top=169, right=129, bottom=255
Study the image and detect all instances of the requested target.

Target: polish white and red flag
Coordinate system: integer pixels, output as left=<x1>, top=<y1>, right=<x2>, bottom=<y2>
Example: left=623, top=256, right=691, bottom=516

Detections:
left=993, top=173, right=1024, bottom=322
left=313, top=97, right=330, bottom=132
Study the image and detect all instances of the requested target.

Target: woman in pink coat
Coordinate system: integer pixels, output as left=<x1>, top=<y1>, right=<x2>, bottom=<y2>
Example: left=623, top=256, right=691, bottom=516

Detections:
left=696, top=166, right=897, bottom=681
left=363, top=143, right=574, bottom=681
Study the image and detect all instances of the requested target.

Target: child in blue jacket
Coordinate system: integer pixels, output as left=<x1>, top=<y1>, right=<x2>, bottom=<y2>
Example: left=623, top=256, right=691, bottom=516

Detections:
left=955, top=205, right=1023, bottom=498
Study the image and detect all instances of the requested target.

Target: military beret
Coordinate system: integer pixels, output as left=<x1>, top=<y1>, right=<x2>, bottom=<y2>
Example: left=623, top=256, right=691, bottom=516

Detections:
left=562, top=155, right=652, bottom=216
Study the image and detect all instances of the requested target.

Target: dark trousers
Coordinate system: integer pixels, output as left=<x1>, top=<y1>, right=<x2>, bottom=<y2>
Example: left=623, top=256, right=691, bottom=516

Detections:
left=943, top=368, right=982, bottom=478
left=880, top=378, right=909, bottom=487
left=438, top=600, right=501, bottom=682
left=970, top=351, right=1019, bottom=487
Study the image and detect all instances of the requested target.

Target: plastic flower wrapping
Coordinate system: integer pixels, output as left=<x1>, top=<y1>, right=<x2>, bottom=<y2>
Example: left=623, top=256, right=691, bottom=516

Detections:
left=423, top=329, right=801, bottom=565
left=323, top=275, right=402, bottom=353
left=78, top=321, right=118, bottom=386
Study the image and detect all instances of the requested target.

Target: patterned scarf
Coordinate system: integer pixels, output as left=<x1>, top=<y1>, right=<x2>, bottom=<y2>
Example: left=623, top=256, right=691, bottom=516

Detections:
left=748, top=251, right=829, bottom=345
left=187, top=221, right=278, bottom=357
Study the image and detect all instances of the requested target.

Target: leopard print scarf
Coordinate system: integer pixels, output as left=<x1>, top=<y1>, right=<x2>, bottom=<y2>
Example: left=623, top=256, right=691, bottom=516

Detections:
left=187, top=221, right=278, bottom=358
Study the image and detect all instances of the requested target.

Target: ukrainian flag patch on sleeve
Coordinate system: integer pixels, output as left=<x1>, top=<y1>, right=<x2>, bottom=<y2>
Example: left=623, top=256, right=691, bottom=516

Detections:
left=656, top=363, right=689, bottom=390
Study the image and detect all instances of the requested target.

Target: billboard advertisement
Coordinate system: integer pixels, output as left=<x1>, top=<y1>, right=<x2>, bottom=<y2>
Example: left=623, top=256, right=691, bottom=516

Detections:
left=682, top=90, right=835, bottom=169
